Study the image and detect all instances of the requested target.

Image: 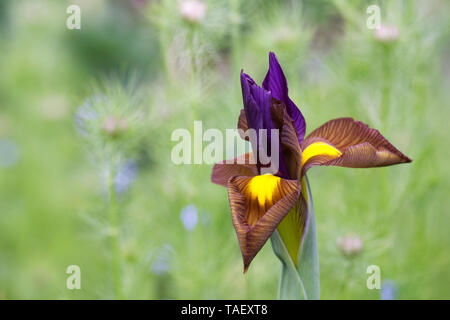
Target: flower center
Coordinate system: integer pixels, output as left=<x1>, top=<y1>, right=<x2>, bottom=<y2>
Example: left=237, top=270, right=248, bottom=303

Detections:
left=242, top=174, right=282, bottom=226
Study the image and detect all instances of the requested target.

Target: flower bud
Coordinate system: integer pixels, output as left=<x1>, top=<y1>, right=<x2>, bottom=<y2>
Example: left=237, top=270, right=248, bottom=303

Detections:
left=101, top=116, right=128, bottom=137
left=179, top=0, right=206, bottom=23
left=374, top=25, right=399, bottom=42
left=337, top=235, right=363, bottom=258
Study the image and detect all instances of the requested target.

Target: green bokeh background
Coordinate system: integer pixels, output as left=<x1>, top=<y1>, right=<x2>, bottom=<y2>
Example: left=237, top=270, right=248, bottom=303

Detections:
left=0, top=0, right=449, bottom=299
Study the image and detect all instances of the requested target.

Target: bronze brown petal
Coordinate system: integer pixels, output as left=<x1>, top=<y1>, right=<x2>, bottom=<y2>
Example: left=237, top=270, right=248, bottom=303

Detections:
left=300, top=117, right=412, bottom=175
left=211, top=152, right=258, bottom=187
left=270, top=99, right=303, bottom=179
left=237, top=109, right=249, bottom=141
left=227, top=174, right=300, bottom=273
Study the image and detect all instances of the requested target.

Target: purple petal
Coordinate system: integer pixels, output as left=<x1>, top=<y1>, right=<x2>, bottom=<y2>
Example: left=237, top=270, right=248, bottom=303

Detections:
left=240, top=71, right=289, bottom=178
left=248, top=79, right=274, bottom=133
left=262, top=52, right=306, bottom=144
left=240, top=71, right=263, bottom=132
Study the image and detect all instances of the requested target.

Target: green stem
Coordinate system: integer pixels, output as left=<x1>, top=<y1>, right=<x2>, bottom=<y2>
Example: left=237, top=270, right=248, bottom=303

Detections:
left=380, top=46, right=393, bottom=213
left=159, top=31, right=171, bottom=88
left=337, top=260, right=354, bottom=297
left=230, top=0, right=241, bottom=79
left=271, top=176, right=320, bottom=300
left=273, top=230, right=307, bottom=300
left=230, top=0, right=241, bottom=107
left=109, top=167, right=123, bottom=299
left=186, top=26, right=200, bottom=123
left=381, top=45, right=392, bottom=127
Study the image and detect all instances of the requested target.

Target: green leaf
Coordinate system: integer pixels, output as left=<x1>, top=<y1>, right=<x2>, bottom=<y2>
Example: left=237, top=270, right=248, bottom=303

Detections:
left=270, top=176, right=320, bottom=300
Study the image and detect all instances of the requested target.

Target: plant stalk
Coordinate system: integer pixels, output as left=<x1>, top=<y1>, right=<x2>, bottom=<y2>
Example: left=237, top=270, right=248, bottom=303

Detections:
left=109, top=167, right=123, bottom=299
left=271, top=176, right=320, bottom=300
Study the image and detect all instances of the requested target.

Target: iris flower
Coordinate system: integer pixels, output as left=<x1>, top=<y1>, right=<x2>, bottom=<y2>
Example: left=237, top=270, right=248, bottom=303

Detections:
left=211, top=52, right=411, bottom=274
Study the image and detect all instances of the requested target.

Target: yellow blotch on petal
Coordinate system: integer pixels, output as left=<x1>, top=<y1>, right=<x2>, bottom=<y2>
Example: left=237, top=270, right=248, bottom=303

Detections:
left=242, top=174, right=282, bottom=226
left=301, top=142, right=342, bottom=167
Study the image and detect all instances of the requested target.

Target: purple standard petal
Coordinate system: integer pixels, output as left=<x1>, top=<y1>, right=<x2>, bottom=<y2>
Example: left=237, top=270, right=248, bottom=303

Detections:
left=248, top=78, right=274, bottom=133
left=240, top=71, right=289, bottom=177
left=262, top=52, right=306, bottom=144
left=240, top=71, right=263, bottom=132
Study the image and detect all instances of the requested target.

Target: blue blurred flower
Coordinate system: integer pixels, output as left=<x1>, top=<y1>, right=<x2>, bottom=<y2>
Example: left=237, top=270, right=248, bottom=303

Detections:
left=0, top=139, right=20, bottom=168
left=115, top=160, right=138, bottom=194
left=150, top=244, right=173, bottom=276
left=180, top=204, right=198, bottom=231
left=380, top=279, right=398, bottom=300
left=74, top=95, right=106, bottom=136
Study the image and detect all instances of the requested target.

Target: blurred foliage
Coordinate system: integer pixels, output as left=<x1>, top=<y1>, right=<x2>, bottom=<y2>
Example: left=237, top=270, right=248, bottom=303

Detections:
left=0, top=0, right=449, bottom=299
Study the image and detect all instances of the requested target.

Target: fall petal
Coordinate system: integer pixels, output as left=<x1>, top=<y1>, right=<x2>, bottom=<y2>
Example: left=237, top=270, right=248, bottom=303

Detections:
left=300, top=118, right=412, bottom=174
left=227, top=174, right=300, bottom=272
left=211, top=153, right=258, bottom=187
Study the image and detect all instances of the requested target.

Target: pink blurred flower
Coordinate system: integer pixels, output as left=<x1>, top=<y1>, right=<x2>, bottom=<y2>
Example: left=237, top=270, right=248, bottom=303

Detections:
left=179, top=0, right=206, bottom=23
left=337, top=235, right=363, bottom=258
left=101, top=116, right=128, bottom=137
left=374, top=25, right=399, bottom=42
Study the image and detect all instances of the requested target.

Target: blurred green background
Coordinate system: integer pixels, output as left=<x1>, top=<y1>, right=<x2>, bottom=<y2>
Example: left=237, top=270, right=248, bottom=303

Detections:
left=0, top=0, right=449, bottom=299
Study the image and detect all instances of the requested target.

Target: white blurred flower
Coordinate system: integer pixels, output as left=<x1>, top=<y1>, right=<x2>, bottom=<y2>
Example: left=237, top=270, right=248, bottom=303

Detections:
left=179, top=0, right=206, bottom=23
left=374, top=25, right=399, bottom=42
left=180, top=204, right=198, bottom=231
left=337, top=235, right=363, bottom=258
